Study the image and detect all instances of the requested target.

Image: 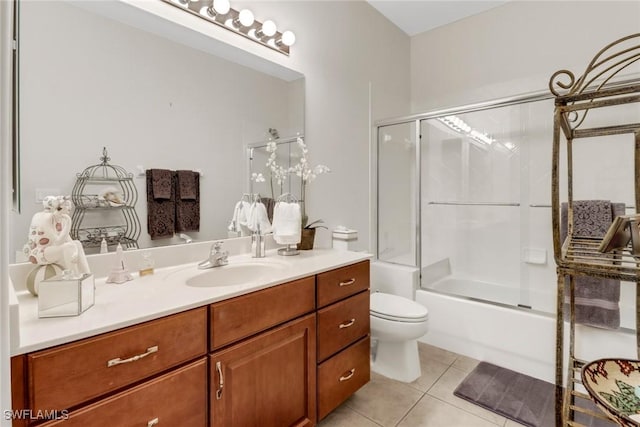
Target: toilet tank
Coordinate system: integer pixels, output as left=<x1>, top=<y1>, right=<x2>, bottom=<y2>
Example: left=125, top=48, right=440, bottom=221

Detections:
left=370, top=261, right=420, bottom=300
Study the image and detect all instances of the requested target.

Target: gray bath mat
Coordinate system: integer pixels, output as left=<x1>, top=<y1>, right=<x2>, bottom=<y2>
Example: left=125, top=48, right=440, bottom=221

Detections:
left=453, top=362, right=616, bottom=427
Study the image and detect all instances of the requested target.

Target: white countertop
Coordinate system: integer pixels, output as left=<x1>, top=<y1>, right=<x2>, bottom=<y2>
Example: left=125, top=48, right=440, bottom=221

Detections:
left=11, top=249, right=371, bottom=355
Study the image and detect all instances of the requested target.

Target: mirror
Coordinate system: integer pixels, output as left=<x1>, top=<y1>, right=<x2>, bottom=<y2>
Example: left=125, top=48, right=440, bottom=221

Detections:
left=248, top=135, right=304, bottom=202
left=9, top=1, right=304, bottom=261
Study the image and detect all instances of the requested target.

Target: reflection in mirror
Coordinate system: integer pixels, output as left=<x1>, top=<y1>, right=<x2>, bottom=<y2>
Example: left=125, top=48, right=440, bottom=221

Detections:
left=10, top=1, right=304, bottom=262
left=248, top=135, right=304, bottom=203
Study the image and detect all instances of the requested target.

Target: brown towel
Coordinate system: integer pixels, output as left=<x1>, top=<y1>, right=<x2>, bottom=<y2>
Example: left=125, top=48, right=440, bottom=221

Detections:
left=561, top=200, right=623, bottom=329
left=260, top=197, right=276, bottom=223
left=177, top=170, right=197, bottom=200
left=175, top=171, right=200, bottom=232
left=146, top=170, right=175, bottom=239
left=150, top=169, right=173, bottom=200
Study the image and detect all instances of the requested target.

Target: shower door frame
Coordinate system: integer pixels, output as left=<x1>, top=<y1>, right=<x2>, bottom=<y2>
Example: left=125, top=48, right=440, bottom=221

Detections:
left=373, top=89, right=554, bottom=277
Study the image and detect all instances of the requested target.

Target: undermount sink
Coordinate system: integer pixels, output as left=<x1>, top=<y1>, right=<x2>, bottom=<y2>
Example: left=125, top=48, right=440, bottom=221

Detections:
left=185, top=262, right=285, bottom=288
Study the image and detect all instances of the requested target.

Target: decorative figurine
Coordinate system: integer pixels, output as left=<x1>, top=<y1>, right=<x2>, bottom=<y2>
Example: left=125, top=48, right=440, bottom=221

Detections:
left=24, top=196, right=90, bottom=278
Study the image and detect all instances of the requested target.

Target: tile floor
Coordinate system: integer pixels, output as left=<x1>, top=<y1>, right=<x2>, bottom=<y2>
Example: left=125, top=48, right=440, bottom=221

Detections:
left=319, top=342, right=525, bottom=427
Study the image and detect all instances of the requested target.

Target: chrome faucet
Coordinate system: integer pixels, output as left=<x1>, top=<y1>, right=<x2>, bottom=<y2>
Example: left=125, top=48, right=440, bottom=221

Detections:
left=198, top=241, right=229, bottom=269
left=251, top=225, right=265, bottom=258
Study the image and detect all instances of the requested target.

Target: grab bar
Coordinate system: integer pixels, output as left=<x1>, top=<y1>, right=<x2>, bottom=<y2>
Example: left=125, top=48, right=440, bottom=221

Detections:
left=428, top=201, right=520, bottom=207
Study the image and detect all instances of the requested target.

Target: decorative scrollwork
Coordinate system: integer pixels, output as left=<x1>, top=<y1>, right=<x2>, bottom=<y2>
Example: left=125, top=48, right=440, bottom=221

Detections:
left=549, top=69, right=576, bottom=97
left=549, top=33, right=640, bottom=97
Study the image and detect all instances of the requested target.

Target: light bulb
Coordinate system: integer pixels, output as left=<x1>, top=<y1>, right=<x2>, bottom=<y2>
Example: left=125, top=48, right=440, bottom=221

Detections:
left=261, top=20, right=277, bottom=37
left=213, top=0, right=230, bottom=15
left=238, top=9, right=255, bottom=27
left=281, top=30, right=296, bottom=47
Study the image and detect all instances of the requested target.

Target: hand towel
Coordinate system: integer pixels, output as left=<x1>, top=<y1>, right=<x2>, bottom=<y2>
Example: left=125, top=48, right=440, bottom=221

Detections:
left=228, top=201, right=243, bottom=232
left=150, top=169, right=173, bottom=200
left=238, top=201, right=252, bottom=236
left=260, top=197, right=276, bottom=223
left=175, top=170, right=200, bottom=232
left=176, top=170, right=198, bottom=200
left=272, top=202, right=301, bottom=245
left=561, top=200, right=623, bottom=329
left=146, top=170, right=175, bottom=239
left=247, top=201, right=272, bottom=234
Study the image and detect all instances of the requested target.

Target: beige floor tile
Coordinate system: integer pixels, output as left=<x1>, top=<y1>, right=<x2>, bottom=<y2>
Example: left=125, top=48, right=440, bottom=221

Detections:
left=452, top=355, right=480, bottom=373
left=418, top=342, right=458, bottom=366
left=398, top=395, right=505, bottom=427
left=318, top=403, right=381, bottom=427
left=408, top=357, right=451, bottom=393
left=427, top=366, right=507, bottom=426
left=345, top=373, right=424, bottom=427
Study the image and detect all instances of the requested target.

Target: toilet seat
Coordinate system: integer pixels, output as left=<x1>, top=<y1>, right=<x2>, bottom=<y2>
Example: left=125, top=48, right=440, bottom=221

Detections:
left=370, top=292, right=428, bottom=323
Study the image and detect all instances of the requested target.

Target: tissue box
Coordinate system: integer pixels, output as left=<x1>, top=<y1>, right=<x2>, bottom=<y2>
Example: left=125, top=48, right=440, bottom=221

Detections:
left=38, top=273, right=95, bottom=318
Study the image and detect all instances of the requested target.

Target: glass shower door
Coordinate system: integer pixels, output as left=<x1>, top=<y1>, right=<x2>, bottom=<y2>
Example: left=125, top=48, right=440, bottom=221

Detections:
left=377, top=121, right=419, bottom=267
left=420, top=105, right=527, bottom=307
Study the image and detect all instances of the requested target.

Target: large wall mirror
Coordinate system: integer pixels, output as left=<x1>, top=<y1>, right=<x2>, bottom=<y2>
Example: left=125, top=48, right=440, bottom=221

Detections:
left=9, top=0, right=304, bottom=261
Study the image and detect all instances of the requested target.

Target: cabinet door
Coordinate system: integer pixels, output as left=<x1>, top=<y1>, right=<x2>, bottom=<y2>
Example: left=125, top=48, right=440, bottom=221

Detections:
left=210, top=314, right=316, bottom=427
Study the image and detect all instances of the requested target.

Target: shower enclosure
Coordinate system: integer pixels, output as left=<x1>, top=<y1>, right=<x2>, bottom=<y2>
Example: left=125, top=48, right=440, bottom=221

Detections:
left=376, top=92, right=637, bottom=326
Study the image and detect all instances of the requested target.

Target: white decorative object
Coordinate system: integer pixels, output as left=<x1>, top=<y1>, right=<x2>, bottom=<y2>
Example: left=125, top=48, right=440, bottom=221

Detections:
left=23, top=196, right=91, bottom=278
left=106, top=244, right=133, bottom=284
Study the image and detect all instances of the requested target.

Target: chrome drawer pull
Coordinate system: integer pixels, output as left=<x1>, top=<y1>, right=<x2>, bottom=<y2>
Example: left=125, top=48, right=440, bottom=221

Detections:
left=339, top=278, right=356, bottom=287
left=216, top=361, right=224, bottom=400
left=147, top=418, right=159, bottom=427
left=339, top=368, right=356, bottom=382
left=107, top=345, right=158, bottom=367
left=339, top=319, right=356, bottom=329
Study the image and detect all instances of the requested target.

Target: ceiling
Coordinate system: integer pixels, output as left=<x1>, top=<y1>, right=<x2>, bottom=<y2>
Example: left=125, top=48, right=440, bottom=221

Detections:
left=367, top=1, right=509, bottom=36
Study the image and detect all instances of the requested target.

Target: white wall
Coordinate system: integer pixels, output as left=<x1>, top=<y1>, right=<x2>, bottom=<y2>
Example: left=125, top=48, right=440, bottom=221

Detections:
left=410, top=1, right=640, bottom=112
left=250, top=1, right=411, bottom=250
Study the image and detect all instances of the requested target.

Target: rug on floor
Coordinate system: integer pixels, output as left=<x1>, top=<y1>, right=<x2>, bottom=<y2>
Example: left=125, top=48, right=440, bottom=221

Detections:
left=453, top=361, right=616, bottom=427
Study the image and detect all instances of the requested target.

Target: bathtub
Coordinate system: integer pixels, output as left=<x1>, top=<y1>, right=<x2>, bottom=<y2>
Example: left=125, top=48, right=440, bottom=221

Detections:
left=415, top=276, right=637, bottom=383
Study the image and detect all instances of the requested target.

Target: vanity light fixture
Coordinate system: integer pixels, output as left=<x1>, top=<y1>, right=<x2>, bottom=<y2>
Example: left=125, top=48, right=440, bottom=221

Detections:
left=163, top=0, right=295, bottom=55
left=205, top=0, right=230, bottom=18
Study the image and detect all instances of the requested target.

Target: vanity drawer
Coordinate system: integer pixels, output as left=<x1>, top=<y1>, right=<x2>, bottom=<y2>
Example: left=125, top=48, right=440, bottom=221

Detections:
left=317, top=291, right=370, bottom=362
left=28, top=307, right=207, bottom=412
left=210, top=276, right=315, bottom=350
left=317, top=260, right=369, bottom=308
left=317, top=336, right=370, bottom=420
left=40, top=358, right=207, bottom=427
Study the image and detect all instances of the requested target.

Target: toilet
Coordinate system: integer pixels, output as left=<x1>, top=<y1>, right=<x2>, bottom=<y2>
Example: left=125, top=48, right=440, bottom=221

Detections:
left=370, top=291, right=429, bottom=383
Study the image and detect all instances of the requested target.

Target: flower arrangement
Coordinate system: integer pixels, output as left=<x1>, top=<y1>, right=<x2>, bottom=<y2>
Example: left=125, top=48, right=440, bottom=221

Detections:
left=290, top=136, right=330, bottom=227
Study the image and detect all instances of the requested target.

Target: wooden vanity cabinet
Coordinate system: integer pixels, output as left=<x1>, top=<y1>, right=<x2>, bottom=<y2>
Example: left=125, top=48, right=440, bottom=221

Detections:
left=10, top=259, right=371, bottom=427
left=316, top=260, right=371, bottom=420
left=209, top=314, right=316, bottom=427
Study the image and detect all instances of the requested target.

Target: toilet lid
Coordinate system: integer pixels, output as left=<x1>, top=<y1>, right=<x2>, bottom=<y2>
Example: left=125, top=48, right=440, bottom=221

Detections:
left=370, top=292, right=428, bottom=323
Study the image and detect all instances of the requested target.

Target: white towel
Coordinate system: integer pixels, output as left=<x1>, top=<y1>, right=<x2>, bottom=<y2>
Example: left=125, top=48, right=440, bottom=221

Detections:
left=247, top=201, right=272, bottom=234
left=229, top=201, right=253, bottom=236
left=272, top=202, right=301, bottom=245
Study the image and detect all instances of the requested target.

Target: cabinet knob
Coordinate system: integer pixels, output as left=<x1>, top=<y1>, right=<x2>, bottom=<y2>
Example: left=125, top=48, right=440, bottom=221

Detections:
left=147, top=418, right=159, bottom=427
